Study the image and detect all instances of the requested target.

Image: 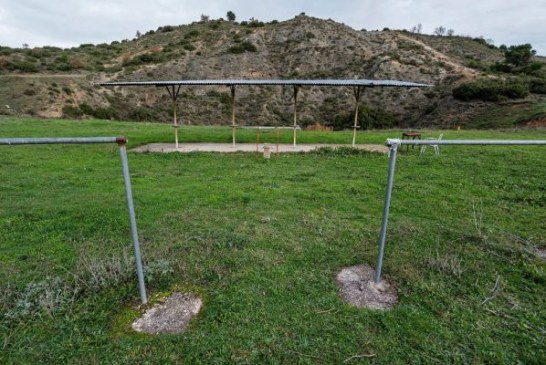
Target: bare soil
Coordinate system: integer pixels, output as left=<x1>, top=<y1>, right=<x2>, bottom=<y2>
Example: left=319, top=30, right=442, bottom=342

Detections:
left=336, top=264, right=398, bottom=310
left=519, top=117, right=546, bottom=128
left=132, top=292, right=202, bottom=334
left=132, top=143, right=389, bottom=154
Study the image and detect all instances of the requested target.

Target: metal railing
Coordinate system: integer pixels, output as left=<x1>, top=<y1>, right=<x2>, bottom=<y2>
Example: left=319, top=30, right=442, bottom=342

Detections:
left=374, top=138, right=546, bottom=284
left=1, top=137, right=148, bottom=304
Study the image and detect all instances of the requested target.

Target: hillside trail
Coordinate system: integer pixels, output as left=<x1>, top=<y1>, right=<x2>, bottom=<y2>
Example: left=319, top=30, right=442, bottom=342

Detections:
left=0, top=73, right=88, bottom=78
left=396, top=33, right=478, bottom=79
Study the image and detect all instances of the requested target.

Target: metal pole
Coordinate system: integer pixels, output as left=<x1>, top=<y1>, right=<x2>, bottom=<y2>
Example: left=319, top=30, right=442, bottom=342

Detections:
left=230, top=85, right=236, bottom=146
left=373, top=137, right=546, bottom=284
left=0, top=137, right=120, bottom=145
left=293, top=86, right=299, bottom=149
left=387, top=138, right=546, bottom=146
left=374, top=142, right=399, bottom=284
left=118, top=142, right=148, bottom=304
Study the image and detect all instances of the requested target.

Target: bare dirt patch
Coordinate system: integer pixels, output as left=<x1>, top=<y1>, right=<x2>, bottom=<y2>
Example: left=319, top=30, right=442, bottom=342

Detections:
left=536, top=248, right=546, bottom=260
left=336, top=264, right=397, bottom=310
left=132, top=292, right=202, bottom=334
left=518, top=117, right=546, bottom=128
left=132, top=143, right=389, bottom=154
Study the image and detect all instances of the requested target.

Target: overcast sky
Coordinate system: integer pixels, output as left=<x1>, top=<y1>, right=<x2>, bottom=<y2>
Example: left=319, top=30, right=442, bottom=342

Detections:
left=1, top=0, right=545, bottom=55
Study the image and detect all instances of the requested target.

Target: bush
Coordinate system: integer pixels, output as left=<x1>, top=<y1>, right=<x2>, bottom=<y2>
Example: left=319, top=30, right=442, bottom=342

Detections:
left=158, top=25, right=175, bottom=33
left=529, top=78, right=546, bottom=94
left=453, top=79, right=529, bottom=101
left=129, top=107, right=155, bottom=121
left=62, top=105, right=83, bottom=118
left=79, top=103, right=94, bottom=115
left=122, top=52, right=166, bottom=66
left=13, top=61, right=38, bottom=72
left=325, top=105, right=398, bottom=130
left=184, top=30, right=200, bottom=39
left=95, top=107, right=118, bottom=120
left=228, top=41, right=257, bottom=54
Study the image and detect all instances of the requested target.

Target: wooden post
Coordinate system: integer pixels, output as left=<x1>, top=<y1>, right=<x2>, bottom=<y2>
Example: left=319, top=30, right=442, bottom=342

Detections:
left=230, top=85, right=236, bottom=146
left=352, top=86, right=363, bottom=147
left=293, top=86, right=299, bottom=149
left=166, top=85, right=181, bottom=149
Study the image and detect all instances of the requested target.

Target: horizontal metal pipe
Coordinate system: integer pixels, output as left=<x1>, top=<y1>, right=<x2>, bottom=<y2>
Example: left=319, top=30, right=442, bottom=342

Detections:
left=387, top=138, right=546, bottom=146
left=238, top=126, right=300, bottom=130
left=0, top=137, right=126, bottom=145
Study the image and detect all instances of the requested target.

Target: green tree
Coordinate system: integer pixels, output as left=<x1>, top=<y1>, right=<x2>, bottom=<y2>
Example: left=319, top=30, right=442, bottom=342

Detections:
left=226, top=11, right=236, bottom=22
left=504, top=44, right=536, bottom=67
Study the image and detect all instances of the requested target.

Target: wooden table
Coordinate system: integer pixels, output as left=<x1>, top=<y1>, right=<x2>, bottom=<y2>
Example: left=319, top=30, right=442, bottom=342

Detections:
left=401, top=132, right=421, bottom=151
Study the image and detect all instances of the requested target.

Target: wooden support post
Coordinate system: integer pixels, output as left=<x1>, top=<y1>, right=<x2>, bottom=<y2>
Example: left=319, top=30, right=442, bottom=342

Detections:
left=230, top=85, right=236, bottom=146
left=166, top=85, right=182, bottom=149
left=352, top=86, right=363, bottom=147
left=276, top=127, right=279, bottom=159
left=293, top=85, right=299, bottom=149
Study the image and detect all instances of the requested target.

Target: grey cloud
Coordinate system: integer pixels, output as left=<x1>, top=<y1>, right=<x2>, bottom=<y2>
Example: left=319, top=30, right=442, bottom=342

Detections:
left=0, top=0, right=544, bottom=54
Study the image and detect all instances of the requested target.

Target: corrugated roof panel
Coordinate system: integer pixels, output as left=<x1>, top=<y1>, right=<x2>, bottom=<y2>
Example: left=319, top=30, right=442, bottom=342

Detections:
left=94, top=79, right=431, bottom=88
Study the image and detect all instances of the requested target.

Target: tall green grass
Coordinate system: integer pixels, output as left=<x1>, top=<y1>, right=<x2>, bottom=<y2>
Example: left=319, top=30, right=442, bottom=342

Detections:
left=1, top=117, right=545, bottom=364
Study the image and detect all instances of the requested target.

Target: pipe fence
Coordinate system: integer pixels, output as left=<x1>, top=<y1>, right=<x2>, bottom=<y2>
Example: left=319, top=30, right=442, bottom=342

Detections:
left=0, top=137, right=147, bottom=304
left=375, top=138, right=546, bottom=284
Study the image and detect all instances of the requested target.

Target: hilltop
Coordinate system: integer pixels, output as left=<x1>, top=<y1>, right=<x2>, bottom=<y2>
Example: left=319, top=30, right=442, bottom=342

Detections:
left=1, top=15, right=545, bottom=129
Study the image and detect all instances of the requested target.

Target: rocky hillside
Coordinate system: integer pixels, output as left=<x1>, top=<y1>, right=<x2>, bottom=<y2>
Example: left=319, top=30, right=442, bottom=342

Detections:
left=1, top=15, right=544, bottom=128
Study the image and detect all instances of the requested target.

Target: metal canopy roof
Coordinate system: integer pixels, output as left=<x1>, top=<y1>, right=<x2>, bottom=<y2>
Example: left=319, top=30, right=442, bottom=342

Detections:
left=94, top=79, right=431, bottom=88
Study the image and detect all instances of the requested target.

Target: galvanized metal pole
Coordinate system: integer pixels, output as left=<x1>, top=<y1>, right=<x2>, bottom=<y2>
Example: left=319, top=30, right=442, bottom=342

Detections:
left=293, top=86, right=299, bottom=149
left=374, top=142, right=399, bottom=284
left=117, top=141, right=148, bottom=304
left=374, top=138, right=546, bottom=285
left=389, top=138, right=546, bottom=146
left=230, top=85, right=236, bottom=146
left=0, top=137, right=120, bottom=145
left=2, top=136, right=148, bottom=304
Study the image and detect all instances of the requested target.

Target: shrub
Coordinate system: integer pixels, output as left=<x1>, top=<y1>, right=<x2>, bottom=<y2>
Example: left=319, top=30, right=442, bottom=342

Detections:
left=325, top=105, right=398, bottom=130
left=62, top=105, right=83, bottom=118
left=79, top=103, right=94, bottom=115
left=228, top=41, right=257, bottom=54
left=158, top=25, right=175, bottom=33
left=13, top=61, right=38, bottom=72
left=56, top=63, right=72, bottom=71
left=184, top=30, right=200, bottom=39
left=453, top=78, right=529, bottom=101
left=529, top=78, right=546, bottom=94
left=183, top=44, right=196, bottom=51
left=129, top=107, right=155, bottom=121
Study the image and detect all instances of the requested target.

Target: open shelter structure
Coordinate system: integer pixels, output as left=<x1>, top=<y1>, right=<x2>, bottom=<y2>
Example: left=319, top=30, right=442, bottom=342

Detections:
left=95, top=79, right=431, bottom=148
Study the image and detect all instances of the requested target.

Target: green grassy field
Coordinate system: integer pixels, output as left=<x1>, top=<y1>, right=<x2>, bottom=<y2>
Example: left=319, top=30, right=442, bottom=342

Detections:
left=1, top=117, right=545, bottom=364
